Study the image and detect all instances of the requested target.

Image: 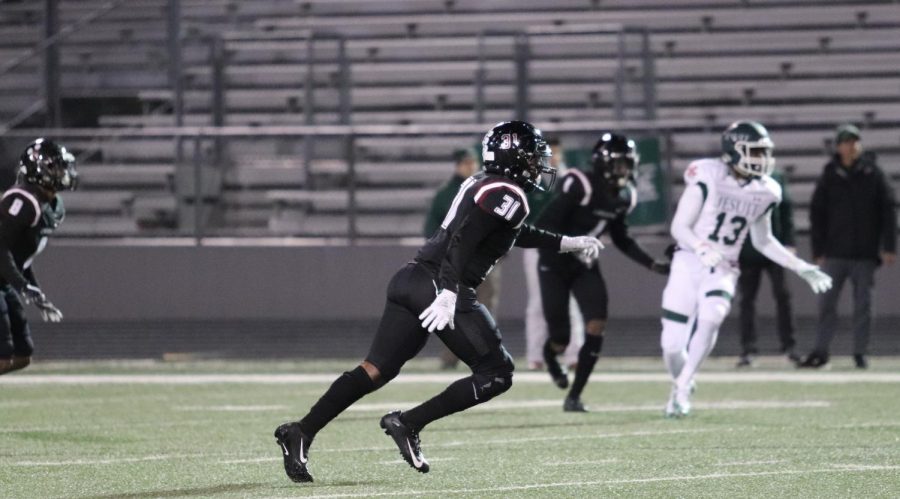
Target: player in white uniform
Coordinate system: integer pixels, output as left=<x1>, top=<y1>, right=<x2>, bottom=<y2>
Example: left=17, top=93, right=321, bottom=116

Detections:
left=660, top=121, right=833, bottom=417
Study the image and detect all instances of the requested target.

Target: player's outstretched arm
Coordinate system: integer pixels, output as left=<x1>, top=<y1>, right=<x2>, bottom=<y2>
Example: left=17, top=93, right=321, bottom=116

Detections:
left=749, top=214, right=832, bottom=293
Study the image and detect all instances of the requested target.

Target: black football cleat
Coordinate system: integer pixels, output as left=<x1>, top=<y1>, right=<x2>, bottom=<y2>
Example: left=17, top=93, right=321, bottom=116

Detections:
left=563, top=397, right=588, bottom=412
left=274, top=422, right=313, bottom=483
left=380, top=411, right=429, bottom=474
left=854, top=354, right=868, bottom=369
left=736, top=354, right=753, bottom=368
left=798, top=352, right=829, bottom=369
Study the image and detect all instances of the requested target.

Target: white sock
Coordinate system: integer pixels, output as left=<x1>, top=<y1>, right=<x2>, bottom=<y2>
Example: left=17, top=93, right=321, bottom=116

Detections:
left=676, top=320, right=719, bottom=390
left=660, top=319, right=690, bottom=381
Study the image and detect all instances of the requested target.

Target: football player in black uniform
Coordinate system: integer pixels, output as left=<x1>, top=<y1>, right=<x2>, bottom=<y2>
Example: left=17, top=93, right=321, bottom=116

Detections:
left=535, top=132, right=669, bottom=412
left=274, top=121, right=604, bottom=483
left=0, top=139, right=77, bottom=375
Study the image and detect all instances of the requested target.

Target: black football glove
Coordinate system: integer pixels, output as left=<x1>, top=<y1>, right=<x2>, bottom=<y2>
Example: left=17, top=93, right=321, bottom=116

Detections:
left=21, top=284, right=45, bottom=305
left=650, top=260, right=671, bottom=275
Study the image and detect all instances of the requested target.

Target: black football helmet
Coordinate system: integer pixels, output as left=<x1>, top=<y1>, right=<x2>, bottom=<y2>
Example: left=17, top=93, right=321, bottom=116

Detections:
left=591, top=132, right=638, bottom=188
left=19, top=138, right=78, bottom=191
left=482, top=120, right=555, bottom=192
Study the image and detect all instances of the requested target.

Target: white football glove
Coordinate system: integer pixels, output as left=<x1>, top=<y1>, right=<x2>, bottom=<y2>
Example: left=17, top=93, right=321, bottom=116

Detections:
left=795, top=263, right=833, bottom=294
left=21, top=284, right=45, bottom=305
left=419, top=289, right=457, bottom=333
left=695, top=242, right=723, bottom=268
left=560, top=236, right=604, bottom=263
left=36, top=300, right=63, bottom=323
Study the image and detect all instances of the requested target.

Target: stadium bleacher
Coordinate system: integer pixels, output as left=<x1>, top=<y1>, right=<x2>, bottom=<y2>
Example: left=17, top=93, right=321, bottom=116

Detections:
left=0, top=0, right=898, bottom=237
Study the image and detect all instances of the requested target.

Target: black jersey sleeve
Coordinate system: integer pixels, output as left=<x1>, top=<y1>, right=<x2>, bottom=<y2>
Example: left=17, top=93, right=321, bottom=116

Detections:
left=438, top=207, right=505, bottom=293
left=0, top=191, right=40, bottom=291
left=609, top=215, right=655, bottom=269
left=515, top=224, right=562, bottom=250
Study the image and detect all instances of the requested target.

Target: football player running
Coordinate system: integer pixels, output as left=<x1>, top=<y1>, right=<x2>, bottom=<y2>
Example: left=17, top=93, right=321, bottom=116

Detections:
left=660, top=121, right=832, bottom=417
left=273, top=121, right=604, bottom=483
left=0, top=139, right=77, bottom=375
left=534, top=132, right=669, bottom=412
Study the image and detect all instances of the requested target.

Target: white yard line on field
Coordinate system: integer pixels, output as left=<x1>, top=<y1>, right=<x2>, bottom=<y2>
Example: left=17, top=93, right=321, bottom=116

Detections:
left=272, top=465, right=900, bottom=499
left=4, top=371, right=900, bottom=385
left=176, top=405, right=288, bottom=412
left=11, top=453, right=209, bottom=467
left=545, top=458, right=618, bottom=466
left=715, top=460, right=785, bottom=467
left=348, top=399, right=830, bottom=413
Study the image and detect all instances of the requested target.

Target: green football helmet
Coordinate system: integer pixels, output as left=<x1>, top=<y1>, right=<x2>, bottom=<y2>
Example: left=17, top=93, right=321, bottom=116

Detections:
left=720, top=121, right=775, bottom=178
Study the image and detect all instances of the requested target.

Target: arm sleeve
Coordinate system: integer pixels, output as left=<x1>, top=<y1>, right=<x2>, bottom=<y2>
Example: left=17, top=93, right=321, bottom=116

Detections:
left=438, top=208, right=504, bottom=293
left=809, top=175, right=828, bottom=258
left=515, top=224, right=562, bottom=250
left=610, top=216, right=655, bottom=268
left=749, top=210, right=808, bottom=273
left=670, top=183, right=705, bottom=251
left=878, top=170, right=897, bottom=253
left=0, top=194, right=38, bottom=291
left=23, top=266, right=38, bottom=287
left=778, top=178, right=796, bottom=247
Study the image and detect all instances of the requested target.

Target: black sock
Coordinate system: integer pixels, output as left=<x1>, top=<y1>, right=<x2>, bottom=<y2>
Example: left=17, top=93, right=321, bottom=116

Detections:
left=543, top=340, right=563, bottom=378
left=401, top=375, right=506, bottom=431
left=299, top=366, right=376, bottom=438
left=568, top=335, right=603, bottom=400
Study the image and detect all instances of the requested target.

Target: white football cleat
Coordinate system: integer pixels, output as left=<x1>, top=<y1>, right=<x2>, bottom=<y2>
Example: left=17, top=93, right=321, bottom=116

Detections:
left=673, top=385, right=692, bottom=417
left=664, top=385, right=678, bottom=418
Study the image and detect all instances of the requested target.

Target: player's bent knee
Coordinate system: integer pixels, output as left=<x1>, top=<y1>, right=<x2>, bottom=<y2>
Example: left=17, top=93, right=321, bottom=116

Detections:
left=471, top=371, right=513, bottom=401
left=700, top=299, right=731, bottom=325
left=585, top=319, right=606, bottom=336
left=660, top=326, right=688, bottom=353
left=360, top=360, right=385, bottom=386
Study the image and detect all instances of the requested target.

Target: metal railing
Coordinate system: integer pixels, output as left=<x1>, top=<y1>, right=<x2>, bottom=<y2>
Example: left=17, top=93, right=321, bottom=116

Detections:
left=0, top=0, right=129, bottom=131
left=474, top=25, right=657, bottom=123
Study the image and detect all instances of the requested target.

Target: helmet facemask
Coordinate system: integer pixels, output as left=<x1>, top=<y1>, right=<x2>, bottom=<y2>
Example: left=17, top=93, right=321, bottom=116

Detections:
left=522, top=140, right=556, bottom=192
left=729, top=137, right=775, bottom=178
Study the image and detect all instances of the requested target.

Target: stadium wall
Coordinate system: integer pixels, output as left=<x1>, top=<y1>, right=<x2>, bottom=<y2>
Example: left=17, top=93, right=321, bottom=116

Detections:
left=33, top=239, right=896, bottom=322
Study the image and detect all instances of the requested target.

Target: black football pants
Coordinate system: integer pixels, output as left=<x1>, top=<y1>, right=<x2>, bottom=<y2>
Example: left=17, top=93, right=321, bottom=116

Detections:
left=365, top=263, right=514, bottom=384
left=538, top=254, right=608, bottom=347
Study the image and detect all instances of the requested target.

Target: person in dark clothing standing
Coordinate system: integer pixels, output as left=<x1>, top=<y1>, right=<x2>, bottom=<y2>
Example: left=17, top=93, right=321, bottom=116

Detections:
left=534, top=132, right=670, bottom=412
left=736, top=169, right=798, bottom=367
left=423, top=148, right=479, bottom=238
left=802, top=124, right=897, bottom=369
left=0, top=139, right=77, bottom=375
left=273, top=121, right=604, bottom=483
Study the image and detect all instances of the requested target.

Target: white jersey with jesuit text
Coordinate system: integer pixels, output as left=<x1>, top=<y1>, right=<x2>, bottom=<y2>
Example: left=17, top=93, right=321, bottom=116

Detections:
left=683, top=158, right=782, bottom=261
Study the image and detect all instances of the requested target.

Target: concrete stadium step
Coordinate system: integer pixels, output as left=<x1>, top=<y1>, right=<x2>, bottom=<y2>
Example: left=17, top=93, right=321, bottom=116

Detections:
left=254, top=4, right=900, bottom=38
left=77, top=164, right=174, bottom=189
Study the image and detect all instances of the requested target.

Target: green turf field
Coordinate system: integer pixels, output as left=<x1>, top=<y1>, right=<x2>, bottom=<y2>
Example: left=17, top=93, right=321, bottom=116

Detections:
left=2, top=357, right=899, bottom=498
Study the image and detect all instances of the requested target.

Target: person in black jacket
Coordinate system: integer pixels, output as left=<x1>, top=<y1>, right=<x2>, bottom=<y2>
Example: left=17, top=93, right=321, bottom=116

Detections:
left=802, top=124, right=897, bottom=369
left=272, top=121, right=604, bottom=484
left=534, top=132, right=669, bottom=412
left=0, top=139, right=77, bottom=375
left=736, top=169, right=798, bottom=367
